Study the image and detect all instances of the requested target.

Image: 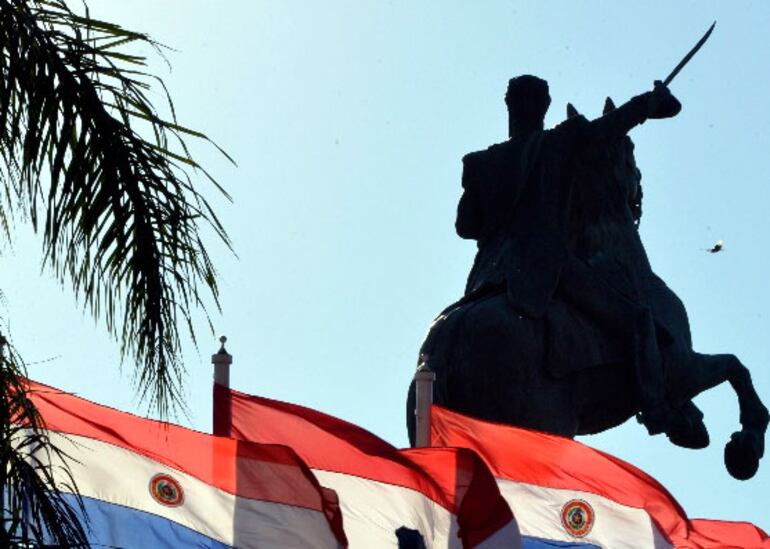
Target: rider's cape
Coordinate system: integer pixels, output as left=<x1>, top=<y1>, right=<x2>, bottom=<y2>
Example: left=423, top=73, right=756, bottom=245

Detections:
left=456, top=116, right=645, bottom=376
left=457, top=116, right=588, bottom=318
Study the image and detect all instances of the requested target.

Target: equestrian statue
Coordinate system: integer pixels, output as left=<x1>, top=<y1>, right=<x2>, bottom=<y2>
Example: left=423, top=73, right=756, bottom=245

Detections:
left=407, top=29, right=768, bottom=480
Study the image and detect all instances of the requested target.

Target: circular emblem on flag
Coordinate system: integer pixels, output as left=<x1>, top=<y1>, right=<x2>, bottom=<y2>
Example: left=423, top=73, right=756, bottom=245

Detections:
left=149, top=473, right=184, bottom=507
left=560, top=499, right=594, bottom=538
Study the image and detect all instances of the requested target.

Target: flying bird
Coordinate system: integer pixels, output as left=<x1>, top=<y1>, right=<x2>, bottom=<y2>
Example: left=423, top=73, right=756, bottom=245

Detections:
left=706, top=239, right=724, bottom=253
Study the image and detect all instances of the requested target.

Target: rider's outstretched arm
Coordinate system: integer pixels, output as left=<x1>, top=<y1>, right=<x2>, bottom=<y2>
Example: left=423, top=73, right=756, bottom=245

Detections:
left=589, top=83, right=681, bottom=141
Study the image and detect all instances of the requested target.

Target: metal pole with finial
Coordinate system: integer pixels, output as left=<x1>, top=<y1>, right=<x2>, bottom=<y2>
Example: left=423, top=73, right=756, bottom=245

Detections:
left=212, top=336, right=232, bottom=436
left=413, top=355, right=436, bottom=448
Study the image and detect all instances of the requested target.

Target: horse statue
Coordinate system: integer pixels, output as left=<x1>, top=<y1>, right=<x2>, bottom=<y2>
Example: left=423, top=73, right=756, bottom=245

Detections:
left=407, top=79, right=768, bottom=481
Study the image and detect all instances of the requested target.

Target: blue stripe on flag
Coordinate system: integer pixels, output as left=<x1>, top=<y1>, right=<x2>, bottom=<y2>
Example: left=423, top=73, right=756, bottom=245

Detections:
left=523, top=536, right=600, bottom=548
left=61, top=494, right=229, bottom=548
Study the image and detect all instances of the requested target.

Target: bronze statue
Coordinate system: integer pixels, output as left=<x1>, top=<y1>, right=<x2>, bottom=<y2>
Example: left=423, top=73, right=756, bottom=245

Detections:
left=407, top=75, right=768, bottom=480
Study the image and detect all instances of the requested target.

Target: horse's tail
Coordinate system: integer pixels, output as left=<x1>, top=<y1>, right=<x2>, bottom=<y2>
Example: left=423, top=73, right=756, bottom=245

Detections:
left=407, top=298, right=464, bottom=446
left=408, top=286, right=505, bottom=446
left=420, top=285, right=503, bottom=388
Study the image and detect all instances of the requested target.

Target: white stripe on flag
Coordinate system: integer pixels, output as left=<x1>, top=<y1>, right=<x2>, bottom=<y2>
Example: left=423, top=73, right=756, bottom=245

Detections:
left=497, top=479, right=672, bottom=548
left=39, top=431, right=342, bottom=548
left=313, top=469, right=460, bottom=548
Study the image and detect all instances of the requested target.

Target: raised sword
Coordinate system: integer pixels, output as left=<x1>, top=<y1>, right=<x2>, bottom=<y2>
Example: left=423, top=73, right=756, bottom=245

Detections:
left=662, top=21, right=716, bottom=87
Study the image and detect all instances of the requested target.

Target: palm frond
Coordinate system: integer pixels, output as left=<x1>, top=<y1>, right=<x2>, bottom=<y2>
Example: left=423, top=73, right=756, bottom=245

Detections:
left=0, top=0, right=233, bottom=416
left=1, top=332, right=89, bottom=547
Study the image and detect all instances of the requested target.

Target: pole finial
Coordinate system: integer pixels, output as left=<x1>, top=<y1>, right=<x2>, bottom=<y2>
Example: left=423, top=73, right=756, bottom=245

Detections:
left=416, top=353, right=433, bottom=374
left=212, top=335, right=232, bottom=387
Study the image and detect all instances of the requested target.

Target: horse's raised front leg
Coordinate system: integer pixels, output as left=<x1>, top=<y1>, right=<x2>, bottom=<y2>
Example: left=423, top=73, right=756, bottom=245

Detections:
left=678, top=352, right=769, bottom=480
left=664, top=400, right=709, bottom=450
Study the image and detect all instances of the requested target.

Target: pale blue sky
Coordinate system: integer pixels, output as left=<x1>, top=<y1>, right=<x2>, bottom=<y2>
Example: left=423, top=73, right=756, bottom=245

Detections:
left=3, top=0, right=769, bottom=530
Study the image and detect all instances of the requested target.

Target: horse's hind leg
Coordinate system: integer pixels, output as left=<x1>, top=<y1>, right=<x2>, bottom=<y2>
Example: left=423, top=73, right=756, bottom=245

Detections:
left=679, top=353, right=769, bottom=480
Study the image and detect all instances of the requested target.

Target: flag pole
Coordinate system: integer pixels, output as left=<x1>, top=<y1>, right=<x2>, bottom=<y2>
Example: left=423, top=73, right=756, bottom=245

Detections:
left=413, top=358, right=436, bottom=447
left=212, top=335, right=232, bottom=436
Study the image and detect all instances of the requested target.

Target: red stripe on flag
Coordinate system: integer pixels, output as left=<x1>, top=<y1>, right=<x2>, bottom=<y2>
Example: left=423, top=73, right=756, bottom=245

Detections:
left=23, top=379, right=348, bottom=545
left=218, top=383, right=519, bottom=547
left=217, top=382, right=450, bottom=506
left=401, top=447, right=514, bottom=547
left=431, top=405, right=769, bottom=548
left=688, top=519, right=770, bottom=548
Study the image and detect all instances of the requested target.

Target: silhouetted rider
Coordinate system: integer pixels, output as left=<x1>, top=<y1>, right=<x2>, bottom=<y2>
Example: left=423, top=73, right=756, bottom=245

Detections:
left=456, top=75, right=682, bottom=436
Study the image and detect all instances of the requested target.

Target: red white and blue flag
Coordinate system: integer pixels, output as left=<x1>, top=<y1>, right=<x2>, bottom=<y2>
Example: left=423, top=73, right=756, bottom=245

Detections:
left=215, top=383, right=521, bottom=548
left=431, top=405, right=770, bottom=549
left=24, top=380, right=348, bottom=548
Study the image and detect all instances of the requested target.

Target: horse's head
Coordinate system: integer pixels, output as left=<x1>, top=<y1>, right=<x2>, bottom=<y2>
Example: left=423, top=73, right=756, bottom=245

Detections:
left=565, top=99, right=642, bottom=222
left=603, top=97, right=643, bottom=225
left=563, top=99, right=646, bottom=257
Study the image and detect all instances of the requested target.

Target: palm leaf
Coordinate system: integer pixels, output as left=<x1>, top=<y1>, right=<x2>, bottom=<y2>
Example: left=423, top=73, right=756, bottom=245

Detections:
left=1, top=333, right=89, bottom=547
left=0, top=0, right=233, bottom=417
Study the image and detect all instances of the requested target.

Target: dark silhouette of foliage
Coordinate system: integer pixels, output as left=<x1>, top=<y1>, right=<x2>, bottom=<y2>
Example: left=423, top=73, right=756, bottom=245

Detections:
left=0, top=0, right=232, bottom=545
left=0, top=0, right=232, bottom=416
left=1, top=334, right=89, bottom=547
